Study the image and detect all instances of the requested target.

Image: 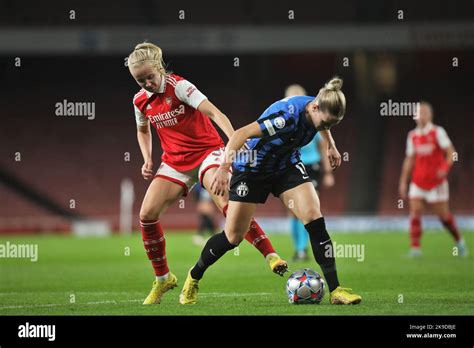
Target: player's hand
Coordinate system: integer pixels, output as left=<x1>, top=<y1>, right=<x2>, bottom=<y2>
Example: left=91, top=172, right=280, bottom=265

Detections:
left=399, top=182, right=407, bottom=199
left=211, top=166, right=229, bottom=196
left=436, top=169, right=448, bottom=179
left=322, top=173, right=335, bottom=188
left=327, top=145, right=341, bottom=170
left=141, top=160, right=154, bottom=180
left=436, top=161, right=450, bottom=179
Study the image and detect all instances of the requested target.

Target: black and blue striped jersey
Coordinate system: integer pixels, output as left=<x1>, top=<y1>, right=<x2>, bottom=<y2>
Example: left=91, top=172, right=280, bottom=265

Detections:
left=233, top=95, right=318, bottom=178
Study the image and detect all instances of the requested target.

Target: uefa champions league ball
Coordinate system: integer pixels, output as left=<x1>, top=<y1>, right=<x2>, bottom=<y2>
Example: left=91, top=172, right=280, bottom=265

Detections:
left=286, top=268, right=325, bottom=304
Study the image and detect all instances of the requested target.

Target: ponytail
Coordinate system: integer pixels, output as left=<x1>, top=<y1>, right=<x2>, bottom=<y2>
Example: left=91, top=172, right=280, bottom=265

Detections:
left=315, top=77, right=346, bottom=119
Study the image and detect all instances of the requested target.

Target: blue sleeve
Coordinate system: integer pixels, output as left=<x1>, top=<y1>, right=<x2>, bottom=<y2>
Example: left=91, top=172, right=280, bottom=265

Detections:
left=257, top=112, right=295, bottom=138
left=315, top=132, right=322, bottom=142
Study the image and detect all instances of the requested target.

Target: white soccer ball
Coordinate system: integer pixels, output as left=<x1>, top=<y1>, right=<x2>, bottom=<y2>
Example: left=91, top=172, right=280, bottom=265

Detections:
left=286, top=268, right=325, bottom=304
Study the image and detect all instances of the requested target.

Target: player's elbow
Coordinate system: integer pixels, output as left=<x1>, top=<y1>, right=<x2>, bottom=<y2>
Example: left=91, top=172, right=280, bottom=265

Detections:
left=238, top=122, right=262, bottom=139
left=137, top=125, right=150, bottom=134
left=230, top=127, right=247, bottom=145
left=234, top=126, right=247, bottom=138
left=448, top=145, right=456, bottom=156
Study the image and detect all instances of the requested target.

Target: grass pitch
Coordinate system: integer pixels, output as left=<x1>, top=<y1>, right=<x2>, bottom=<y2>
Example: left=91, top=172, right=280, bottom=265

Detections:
left=0, top=231, right=473, bottom=315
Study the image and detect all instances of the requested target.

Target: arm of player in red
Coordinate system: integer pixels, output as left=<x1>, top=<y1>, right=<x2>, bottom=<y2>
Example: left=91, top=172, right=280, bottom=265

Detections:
left=437, top=144, right=456, bottom=178
left=211, top=122, right=263, bottom=196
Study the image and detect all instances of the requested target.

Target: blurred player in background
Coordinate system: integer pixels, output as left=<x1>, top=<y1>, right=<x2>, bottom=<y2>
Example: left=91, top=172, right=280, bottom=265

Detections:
left=128, top=42, right=288, bottom=305
left=180, top=77, right=362, bottom=305
left=399, top=101, right=467, bottom=257
left=285, top=85, right=335, bottom=261
left=193, top=184, right=217, bottom=246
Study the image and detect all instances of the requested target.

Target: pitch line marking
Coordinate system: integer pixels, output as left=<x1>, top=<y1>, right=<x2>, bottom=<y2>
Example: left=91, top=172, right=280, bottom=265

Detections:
left=0, top=293, right=273, bottom=310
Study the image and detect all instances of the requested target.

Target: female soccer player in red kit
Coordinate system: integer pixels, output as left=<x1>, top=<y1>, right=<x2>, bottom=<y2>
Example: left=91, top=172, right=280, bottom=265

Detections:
left=128, top=43, right=288, bottom=304
left=128, top=42, right=288, bottom=304
left=399, top=102, right=467, bottom=257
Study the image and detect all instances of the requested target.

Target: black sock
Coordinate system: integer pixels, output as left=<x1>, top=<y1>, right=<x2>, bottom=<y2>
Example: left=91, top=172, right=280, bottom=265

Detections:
left=190, top=231, right=236, bottom=280
left=198, top=214, right=207, bottom=235
left=202, top=214, right=215, bottom=233
left=198, top=214, right=216, bottom=235
left=305, top=217, right=340, bottom=292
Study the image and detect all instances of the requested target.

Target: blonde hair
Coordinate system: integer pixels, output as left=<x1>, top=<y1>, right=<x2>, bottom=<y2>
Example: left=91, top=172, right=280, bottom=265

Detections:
left=285, top=84, right=307, bottom=97
left=316, top=77, right=346, bottom=119
left=419, top=100, right=433, bottom=116
left=128, top=42, right=169, bottom=76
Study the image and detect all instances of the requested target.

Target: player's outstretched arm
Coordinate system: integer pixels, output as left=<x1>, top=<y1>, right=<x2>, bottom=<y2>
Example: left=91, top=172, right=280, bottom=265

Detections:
left=211, top=122, right=262, bottom=196
left=197, top=100, right=235, bottom=140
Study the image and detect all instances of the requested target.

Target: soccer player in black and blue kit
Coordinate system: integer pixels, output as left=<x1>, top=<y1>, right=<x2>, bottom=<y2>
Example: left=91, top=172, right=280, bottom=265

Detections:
left=180, top=77, right=361, bottom=305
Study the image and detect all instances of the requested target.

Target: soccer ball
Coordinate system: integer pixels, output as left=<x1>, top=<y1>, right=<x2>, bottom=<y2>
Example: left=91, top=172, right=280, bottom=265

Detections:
left=286, top=268, right=325, bottom=304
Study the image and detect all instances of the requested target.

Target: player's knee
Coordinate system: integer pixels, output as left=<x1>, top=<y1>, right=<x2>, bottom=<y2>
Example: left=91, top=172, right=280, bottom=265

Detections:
left=139, top=206, right=161, bottom=221
left=225, top=229, right=245, bottom=246
left=139, top=212, right=158, bottom=221
left=212, top=196, right=228, bottom=213
left=410, top=210, right=422, bottom=219
left=227, top=234, right=245, bottom=246
left=300, top=207, right=323, bottom=225
left=409, top=202, right=423, bottom=218
left=437, top=212, right=450, bottom=221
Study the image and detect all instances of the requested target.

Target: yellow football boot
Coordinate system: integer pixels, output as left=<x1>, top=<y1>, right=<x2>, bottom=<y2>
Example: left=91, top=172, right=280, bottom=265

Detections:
left=267, top=254, right=289, bottom=276
left=179, top=270, right=200, bottom=305
left=330, top=286, right=362, bottom=305
left=143, top=272, right=178, bottom=305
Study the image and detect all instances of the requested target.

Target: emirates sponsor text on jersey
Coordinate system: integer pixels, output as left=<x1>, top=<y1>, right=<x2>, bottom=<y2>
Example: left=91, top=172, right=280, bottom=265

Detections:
left=149, top=104, right=185, bottom=128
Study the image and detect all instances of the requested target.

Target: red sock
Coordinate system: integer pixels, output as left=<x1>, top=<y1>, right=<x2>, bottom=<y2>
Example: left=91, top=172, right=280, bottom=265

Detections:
left=441, top=213, right=461, bottom=242
left=140, top=219, right=169, bottom=276
left=222, top=204, right=276, bottom=258
left=222, top=204, right=229, bottom=217
left=246, top=219, right=276, bottom=257
left=410, top=217, right=422, bottom=248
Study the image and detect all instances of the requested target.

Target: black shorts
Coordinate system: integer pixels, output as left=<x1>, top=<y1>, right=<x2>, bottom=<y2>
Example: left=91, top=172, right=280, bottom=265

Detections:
left=229, top=162, right=312, bottom=204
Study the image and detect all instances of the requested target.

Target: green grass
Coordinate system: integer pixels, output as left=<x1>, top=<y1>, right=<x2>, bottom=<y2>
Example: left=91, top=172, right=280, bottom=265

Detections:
left=0, top=231, right=473, bottom=315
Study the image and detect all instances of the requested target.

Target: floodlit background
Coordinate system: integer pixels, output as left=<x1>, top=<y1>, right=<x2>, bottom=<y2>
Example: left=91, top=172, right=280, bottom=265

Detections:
left=0, top=0, right=473, bottom=234
left=0, top=0, right=473, bottom=318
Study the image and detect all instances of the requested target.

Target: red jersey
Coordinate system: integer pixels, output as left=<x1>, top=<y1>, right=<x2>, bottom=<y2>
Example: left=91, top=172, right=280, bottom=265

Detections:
left=406, top=123, right=452, bottom=190
left=133, top=74, right=224, bottom=171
